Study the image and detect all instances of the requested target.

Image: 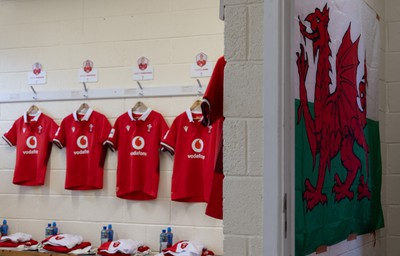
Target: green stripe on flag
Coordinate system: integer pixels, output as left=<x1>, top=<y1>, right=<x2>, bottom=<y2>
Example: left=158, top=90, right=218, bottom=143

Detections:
left=295, top=99, right=384, bottom=256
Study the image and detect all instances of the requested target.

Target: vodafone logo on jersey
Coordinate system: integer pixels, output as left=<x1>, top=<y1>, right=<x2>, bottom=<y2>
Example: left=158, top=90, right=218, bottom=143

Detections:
left=191, top=138, right=204, bottom=153
left=74, top=135, right=90, bottom=155
left=77, top=135, right=88, bottom=149
left=188, top=138, right=205, bottom=160
left=23, top=136, right=39, bottom=154
left=130, top=136, right=147, bottom=156
left=26, top=136, right=37, bottom=149
left=132, top=136, right=145, bottom=150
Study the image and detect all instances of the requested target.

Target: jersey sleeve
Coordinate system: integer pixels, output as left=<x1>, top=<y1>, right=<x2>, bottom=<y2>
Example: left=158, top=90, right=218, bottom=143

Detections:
left=98, top=115, right=112, bottom=169
left=2, top=120, right=19, bottom=147
left=158, top=115, right=170, bottom=150
left=48, top=118, right=60, bottom=142
left=53, top=119, right=66, bottom=149
left=100, top=116, right=112, bottom=143
left=160, top=117, right=178, bottom=155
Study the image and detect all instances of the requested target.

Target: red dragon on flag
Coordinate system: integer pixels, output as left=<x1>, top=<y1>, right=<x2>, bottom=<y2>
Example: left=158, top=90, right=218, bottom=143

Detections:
left=296, top=4, right=371, bottom=211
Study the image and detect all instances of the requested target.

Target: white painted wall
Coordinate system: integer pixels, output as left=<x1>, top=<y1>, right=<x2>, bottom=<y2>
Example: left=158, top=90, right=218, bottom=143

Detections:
left=0, top=0, right=224, bottom=254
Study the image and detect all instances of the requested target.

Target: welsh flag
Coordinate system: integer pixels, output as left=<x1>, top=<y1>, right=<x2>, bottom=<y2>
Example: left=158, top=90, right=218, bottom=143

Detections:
left=294, top=1, right=384, bottom=255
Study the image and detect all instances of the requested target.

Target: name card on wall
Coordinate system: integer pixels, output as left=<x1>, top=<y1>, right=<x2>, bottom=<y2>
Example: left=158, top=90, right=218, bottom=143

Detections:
left=133, top=56, right=154, bottom=81
left=190, top=52, right=213, bottom=78
left=27, top=62, right=46, bottom=85
left=78, top=59, right=98, bottom=83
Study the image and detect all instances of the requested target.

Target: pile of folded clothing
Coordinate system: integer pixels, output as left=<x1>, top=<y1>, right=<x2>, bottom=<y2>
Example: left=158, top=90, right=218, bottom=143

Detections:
left=156, top=240, right=215, bottom=256
left=0, top=232, right=38, bottom=250
left=41, top=233, right=91, bottom=254
left=98, top=239, right=151, bottom=256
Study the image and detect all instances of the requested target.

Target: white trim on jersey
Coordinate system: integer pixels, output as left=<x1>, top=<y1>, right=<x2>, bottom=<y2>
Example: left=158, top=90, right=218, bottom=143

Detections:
left=73, top=108, right=93, bottom=121
left=160, top=141, right=175, bottom=155
left=104, top=140, right=115, bottom=152
left=201, top=99, right=210, bottom=109
left=53, top=138, right=64, bottom=149
left=185, top=108, right=203, bottom=123
left=128, top=108, right=152, bottom=121
left=2, top=135, right=13, bottom=147
left=185, top=109, right=194, bottom=123
left=24, top=110, right=42, bottom=123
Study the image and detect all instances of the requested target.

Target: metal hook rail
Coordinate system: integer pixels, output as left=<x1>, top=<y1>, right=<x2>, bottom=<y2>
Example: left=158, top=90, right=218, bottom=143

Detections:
left=0, top=84, right=204, bottom=104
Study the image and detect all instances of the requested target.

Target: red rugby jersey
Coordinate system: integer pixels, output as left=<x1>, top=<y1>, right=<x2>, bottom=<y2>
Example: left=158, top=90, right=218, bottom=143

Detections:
left=2, top=111, right=58, bottom=186
left=105, top=109, right=168, bottom=200
left=201, top=56, right=226, bottom=220
left=53, top=109, right=111, bottom=190
left=161, top=109, right=223, bottom=202
left=201, top=56, right=226, bottom=127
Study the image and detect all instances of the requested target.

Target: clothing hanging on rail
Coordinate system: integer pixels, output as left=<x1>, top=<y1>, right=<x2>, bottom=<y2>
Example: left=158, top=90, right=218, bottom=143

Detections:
left=201, top=56, right=226, bottom=220
left=2, top=107, right=58, bottom=186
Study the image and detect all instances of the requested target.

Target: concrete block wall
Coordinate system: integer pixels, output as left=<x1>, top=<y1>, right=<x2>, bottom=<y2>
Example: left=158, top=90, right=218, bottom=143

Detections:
left=223, top=0, right=264, bottom=256
left=0, top=0, right=224, bottom=254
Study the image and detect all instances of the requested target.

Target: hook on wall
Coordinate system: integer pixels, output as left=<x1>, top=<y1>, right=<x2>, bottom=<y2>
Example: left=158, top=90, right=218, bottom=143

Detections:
left=82, top=82, right=88, bottom=98
left=196, top=79, right=203, bottom=96
left=30, top=85, right=38, bottom=100
left=137, top=81, right=144, bottom=96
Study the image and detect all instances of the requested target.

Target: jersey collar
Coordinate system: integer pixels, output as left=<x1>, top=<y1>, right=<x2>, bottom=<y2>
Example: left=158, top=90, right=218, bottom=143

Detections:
left=185, top=108, right=203, bottom=123
left=73, top=108, right=93, bottom=121
left=128, top=108, right=152, bottom=121
left=24, top=110, right=42, bottom=123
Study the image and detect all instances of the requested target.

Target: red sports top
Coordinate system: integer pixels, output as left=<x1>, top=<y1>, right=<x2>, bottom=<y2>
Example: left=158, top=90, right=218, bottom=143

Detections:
left=53, top=109, right=111, bottom=190
left=202, top=56, right=226, bottom=219
left=2, top=111, right=58, bottom=186
left=105, top=109, right=169, bottom=200
left=201, top=56, right=226, bottom=127
left=161, top=109, right=223, bottom=202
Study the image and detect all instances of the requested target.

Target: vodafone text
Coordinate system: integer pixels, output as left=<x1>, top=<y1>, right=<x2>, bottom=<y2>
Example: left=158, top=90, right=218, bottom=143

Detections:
left=23, top=150, right=38, bottom=154
left=130, top=151, right=147, bottom=156
left=74, top=149, right=89, bottom=155
left=187, top=154, right=205, bottom=160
